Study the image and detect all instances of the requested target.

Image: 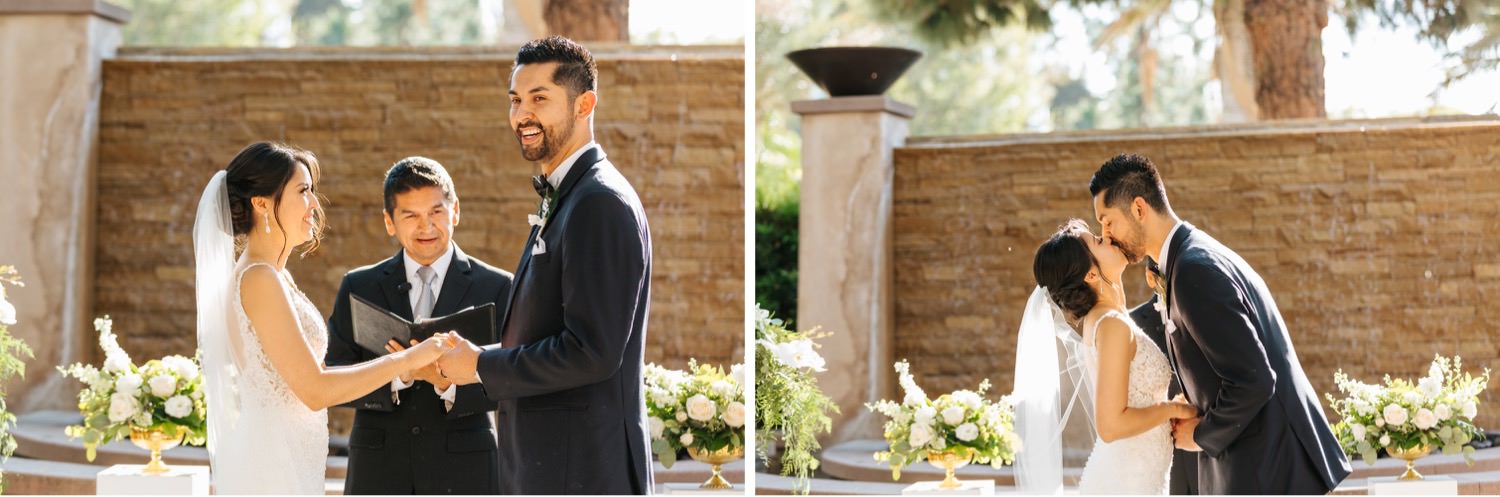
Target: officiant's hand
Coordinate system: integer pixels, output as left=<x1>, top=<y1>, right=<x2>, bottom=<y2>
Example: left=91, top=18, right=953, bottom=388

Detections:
left=385, top=339, right=453, bottom=390
left=435, top=332, right=482, bottom=386
left=1171, top=415, right=1202, bottom=451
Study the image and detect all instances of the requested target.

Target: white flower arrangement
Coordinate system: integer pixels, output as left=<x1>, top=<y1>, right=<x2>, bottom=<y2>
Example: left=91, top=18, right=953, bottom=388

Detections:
left=643, top=360, right=745, bottom=468
left=58, top=316, right=208, bottom=461
left=866, top=360, right=1019, bottom=480
left=1327, top=354, right=1490, bottom=466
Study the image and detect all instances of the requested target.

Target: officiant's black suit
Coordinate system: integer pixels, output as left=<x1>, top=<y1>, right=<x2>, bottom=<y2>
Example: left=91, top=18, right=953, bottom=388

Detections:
left=1158, top=223, right=1351, bottom=494
left=326, top=245, right=511, bottom=494
left=475, top=147, right=654, bottom=495
left=1129, top=293, right=1198, bottom=495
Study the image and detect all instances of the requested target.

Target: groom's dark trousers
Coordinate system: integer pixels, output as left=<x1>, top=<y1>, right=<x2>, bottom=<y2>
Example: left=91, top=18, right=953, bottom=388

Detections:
left=1158, top=223, right=1351, bottom=494
left=1130, top=294, right=1198, bottom=495
left=327, top=246, right=510, bottom=494
left=475, top=147, right=655, bottom=495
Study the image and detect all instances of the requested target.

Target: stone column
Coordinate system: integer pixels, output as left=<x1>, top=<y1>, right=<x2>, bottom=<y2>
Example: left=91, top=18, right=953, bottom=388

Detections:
left=793, top=95, right=913, bottom=443
left=0, top=0, right=129, bottom=411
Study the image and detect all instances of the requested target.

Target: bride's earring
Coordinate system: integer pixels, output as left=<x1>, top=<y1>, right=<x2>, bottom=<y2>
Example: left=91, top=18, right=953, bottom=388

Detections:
left=262, top=210, right=270, bottom=234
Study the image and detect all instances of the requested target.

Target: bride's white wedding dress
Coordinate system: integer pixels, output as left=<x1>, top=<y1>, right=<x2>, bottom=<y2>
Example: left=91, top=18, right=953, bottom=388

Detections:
left=212, top=263, right=330, bottom=494
left=1076, top=310, right=1174, bottom=494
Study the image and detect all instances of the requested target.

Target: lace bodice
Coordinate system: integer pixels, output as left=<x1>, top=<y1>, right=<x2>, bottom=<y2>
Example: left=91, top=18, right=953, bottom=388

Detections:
left=1076, top=309, right=1174, bottom=494
left=218, top=262, right=329, bottom=494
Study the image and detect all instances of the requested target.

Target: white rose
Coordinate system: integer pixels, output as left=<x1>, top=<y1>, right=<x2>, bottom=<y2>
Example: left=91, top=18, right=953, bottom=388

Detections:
left=951, top=391, right=983, bottom=412
left=1383, top=404, right=1409, bottom=427
left=0, top=286, right=15, bottom=325
left=679, top=432, right=694, bottom=446
left=1380, top=434, right=1391, bottom=446
left=1413, top=408, right=1438, bottom=430
left=165, top=395, right=193, bottom=418
left=1435, top=403, right=1452, bottom=421
left=103, top=356, right=132, bottom=375
left=148, top=374, right=177, bottom=398
left=941, top=406, right=966, bottom=426
left=163, top=356, right=199, bottom=382
left=685, top=394, right=717, bottom=422
left=1376, top=416, right=1385, bottom=427
left=648, top=417, right=665, bottom=440
left=675, top=411, right=688, bottom=423
left=908, top=423, right=934, bottom=448
left=724, top=402, right=746, bottom=428
left=914, top=406, right=937, bottom=425
left=1350, top=423, right=1366, bottom=440
left=115, top=373, right=143, bottom=396
left=107, top=392, right=139, bottom=423
left=1462, top=400, right=1477, bottom=420
left=956, top=422, right=979, bottom=442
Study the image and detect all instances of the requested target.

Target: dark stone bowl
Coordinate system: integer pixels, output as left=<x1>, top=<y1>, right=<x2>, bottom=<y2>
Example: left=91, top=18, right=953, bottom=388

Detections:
left=786, top=47, right=923, bottom=97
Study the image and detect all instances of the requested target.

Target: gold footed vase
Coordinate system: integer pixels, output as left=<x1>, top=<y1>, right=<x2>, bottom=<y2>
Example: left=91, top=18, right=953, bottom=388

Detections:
left=129, top=426, right=187, bottom=475
left=687, top=446, right=744, bottom=490
left=927, top=448, right=975, bottom=490
left=1387, top=444, right=1433, bottom=481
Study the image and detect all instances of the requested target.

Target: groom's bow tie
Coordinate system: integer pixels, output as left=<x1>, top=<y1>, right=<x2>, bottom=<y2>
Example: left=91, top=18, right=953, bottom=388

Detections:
left=531, top=175, right=554, bottom=199
left=1146, top=257, right=1164, bottom=278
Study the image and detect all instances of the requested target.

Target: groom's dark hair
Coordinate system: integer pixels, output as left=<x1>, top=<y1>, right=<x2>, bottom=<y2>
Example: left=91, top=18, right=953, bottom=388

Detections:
left=514, top=36, right=598, bottom=101
left=383, top=156, right=457, bottom=215
left=1089, top=153, right=1169, bottom=213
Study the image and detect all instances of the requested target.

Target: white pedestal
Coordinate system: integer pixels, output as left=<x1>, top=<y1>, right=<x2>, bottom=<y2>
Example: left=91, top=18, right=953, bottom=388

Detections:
left=96, top=464, right=210, bottom=495
left=1368, top=475, right=1457, bottom=495
left=902, top=479, right=996, bottom=495
left=658, top=482, right=744, bottom=494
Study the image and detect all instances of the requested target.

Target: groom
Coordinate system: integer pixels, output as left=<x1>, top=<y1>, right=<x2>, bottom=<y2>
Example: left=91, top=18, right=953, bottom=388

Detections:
left=1090, top=153, right=1351, bottom=494
left=435, top=36, right=654, bottom=495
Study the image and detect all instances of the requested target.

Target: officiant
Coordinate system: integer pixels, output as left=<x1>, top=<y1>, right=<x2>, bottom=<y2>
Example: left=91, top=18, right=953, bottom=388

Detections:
left=325, top=156, right=512, bottom=494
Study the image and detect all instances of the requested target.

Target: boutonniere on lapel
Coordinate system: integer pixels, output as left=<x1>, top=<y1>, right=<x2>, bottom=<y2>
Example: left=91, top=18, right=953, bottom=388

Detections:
left=1146, top=263, right=1176, bottom=335
left=529, top=175, right=558, bottom=255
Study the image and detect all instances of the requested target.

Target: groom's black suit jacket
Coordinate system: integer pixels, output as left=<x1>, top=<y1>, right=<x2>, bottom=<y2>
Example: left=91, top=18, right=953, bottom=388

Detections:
left=476, top=147, right=654, bottom=495
left=1160, top=223, right=1351, bottom=494
left=326, top=245, right=511, bottom=494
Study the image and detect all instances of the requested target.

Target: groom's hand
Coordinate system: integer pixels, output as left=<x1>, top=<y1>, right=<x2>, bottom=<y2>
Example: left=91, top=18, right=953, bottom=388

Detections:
left=1172, top=416, right=1202, bottom=451
left=436, top=332, right=482, bottom=386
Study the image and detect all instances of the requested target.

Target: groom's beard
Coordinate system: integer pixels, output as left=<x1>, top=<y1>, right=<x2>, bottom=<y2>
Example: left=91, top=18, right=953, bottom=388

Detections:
left=517, top=118, right=576, bottom=163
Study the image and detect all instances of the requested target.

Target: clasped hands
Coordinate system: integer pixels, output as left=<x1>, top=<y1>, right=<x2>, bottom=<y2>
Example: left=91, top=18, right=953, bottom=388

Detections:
left=1166, top=394, right=1202, bottom=452
left=384, top=332, right=485, bottom=387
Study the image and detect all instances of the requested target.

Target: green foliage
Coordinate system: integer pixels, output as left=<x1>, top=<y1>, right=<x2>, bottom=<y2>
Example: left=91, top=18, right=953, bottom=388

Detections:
left=0, top=266, right=35, bottom=494
left=754, top=307, right=837, bottom=495
left=111, top=0, right=281, bottom=46
left=755, top=196, right=798, bottom=324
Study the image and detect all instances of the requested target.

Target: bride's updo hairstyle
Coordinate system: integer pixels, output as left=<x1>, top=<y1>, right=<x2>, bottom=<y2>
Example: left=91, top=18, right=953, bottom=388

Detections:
left=1033, top=219, right=1100, bottom=325
left=224, top=141, right=326, bottom=255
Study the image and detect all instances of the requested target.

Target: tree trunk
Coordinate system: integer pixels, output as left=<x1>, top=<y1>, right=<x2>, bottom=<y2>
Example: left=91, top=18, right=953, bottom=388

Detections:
left=1244, top=0, right=1328, bottom=119
left=543, top=0, right=628, bottom=42
left=1214, top=0, right=1259, bottom=122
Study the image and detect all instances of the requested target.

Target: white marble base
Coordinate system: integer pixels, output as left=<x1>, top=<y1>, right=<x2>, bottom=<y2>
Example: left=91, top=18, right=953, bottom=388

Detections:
left=658, top=482, right=744, bottom=494
left=1369, top=475, right=1457, bottom=495
left=96, top=464, right=210, bottom=495
left=902, top=479, right=996, bottom=495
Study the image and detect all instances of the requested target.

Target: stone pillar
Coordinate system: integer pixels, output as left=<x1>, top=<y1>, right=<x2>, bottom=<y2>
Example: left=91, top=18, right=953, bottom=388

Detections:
left=793, top=95, right=913, bottom=443
left=0, top=0, right=128, bottom=411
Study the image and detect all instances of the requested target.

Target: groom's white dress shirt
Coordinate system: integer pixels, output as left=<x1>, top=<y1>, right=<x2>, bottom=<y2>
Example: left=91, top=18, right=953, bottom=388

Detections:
left=1157, top=221, right=1185, bottom=270
left=391, top=242, right=457, bottom=410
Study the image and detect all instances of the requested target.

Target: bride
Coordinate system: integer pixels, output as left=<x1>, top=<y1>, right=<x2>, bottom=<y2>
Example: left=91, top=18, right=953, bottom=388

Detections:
left=192, top=142, right=453, bottom=494
left=1013, top=219, right=1195, bottom=494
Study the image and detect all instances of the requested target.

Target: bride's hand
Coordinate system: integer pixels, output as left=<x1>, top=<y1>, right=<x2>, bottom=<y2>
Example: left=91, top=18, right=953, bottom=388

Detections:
left=403, top=332, right=455, bottom=365
left=1163, top=400, right=1197, bottom=420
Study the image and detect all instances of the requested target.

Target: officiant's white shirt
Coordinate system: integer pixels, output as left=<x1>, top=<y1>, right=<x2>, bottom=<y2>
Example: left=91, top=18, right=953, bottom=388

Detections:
left=391, top=242, right=458, bottom=409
